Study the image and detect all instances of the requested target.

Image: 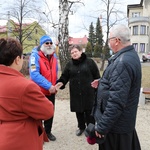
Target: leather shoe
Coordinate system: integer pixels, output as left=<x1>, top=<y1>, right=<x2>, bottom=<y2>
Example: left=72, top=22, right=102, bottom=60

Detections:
left=76, top=129, right=84, bottom=136
left=47, top=133, right=56, bottom=141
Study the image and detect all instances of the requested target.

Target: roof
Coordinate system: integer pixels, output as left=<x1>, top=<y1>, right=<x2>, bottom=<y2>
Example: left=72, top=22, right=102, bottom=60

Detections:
left=69, top=35, right=88, bottom=45
left=0, top=21, right=34, bottom=33
left=0, top=26, right=7, bottom=33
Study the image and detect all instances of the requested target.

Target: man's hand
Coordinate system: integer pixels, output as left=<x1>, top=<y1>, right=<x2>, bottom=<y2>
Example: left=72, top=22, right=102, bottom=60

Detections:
left=91, top=79, right=100, bottom=88
left=49, top=85, right=56, bottom=94
left=95, top=131, right=104, bottom=138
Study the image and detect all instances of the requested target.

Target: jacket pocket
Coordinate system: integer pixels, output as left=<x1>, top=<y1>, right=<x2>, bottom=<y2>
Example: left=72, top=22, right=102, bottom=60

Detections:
left=37, top=126, right=44, bottom=150
left=38, top=125, right=43, bottom=136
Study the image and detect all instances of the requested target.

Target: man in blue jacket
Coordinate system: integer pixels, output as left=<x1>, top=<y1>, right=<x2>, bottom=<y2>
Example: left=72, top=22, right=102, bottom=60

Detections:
left=93, top=24, right=141, bottom=150
left=29, top=35, right=58, bottom=141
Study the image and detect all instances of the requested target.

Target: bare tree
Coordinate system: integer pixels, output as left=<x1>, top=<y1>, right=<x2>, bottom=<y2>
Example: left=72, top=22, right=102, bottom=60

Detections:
left=96, top=0, right=126, bottom=71
left=0, top=0, right=46, bottom=50
left=58, top=0, right=84, bottom=71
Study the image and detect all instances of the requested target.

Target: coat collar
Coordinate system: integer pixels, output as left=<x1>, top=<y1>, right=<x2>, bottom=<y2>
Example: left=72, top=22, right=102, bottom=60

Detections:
left=0, top=65, right=24, bottom=77
left=72, top=53, right=86, bottom=65
left=108, top=45, right=134, bottom=64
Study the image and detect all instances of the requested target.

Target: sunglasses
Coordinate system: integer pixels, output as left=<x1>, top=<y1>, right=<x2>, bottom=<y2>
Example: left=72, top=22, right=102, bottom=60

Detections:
left=45, top=42, right=53, bottom=45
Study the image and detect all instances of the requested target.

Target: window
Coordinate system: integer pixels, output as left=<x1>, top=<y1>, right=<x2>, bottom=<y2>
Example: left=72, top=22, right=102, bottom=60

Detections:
left=8, top=27, right=12, bottom=33
left=27, top=32, right=32, bottom=41
left=140, top=25, right=146, bottom=35
left=27, top=35, right=32, bottom=41
left=78, top=40, right=82, bottom=44
left=16, top=36, right=19, bottom=41
left=133, top=26, right=138, bottom=35
left=35, top=29, right=38, bottom=34
left=140, top=43, right=145, bottom=53
left=129, top=27, right=131, bottom=34
left=35, top=39, right=38, bottom=45
left=132, top=43, right=138, bottom=52
left=132, top=12, right=140, bottom=17
left=147, top=26, right=149, bottom=35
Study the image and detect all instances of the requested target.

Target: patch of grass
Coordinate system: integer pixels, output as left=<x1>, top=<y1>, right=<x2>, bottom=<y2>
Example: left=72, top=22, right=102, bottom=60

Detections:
left=99, top=65, right=150, bottom=88
left=142, top=66, right=150, bottom=88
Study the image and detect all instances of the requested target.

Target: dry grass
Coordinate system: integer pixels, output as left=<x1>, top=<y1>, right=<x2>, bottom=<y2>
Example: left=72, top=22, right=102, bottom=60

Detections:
left=142, top=66, right=150, bottom=88
left=141, top=66, right=150, bottom=99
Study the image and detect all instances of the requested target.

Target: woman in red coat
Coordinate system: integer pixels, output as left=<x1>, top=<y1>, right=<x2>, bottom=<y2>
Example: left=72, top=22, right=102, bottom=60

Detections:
left=0, top=38, right=54, bottom=150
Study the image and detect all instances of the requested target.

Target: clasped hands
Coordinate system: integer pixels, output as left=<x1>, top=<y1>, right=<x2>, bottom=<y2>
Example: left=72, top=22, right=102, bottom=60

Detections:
left=50, top=78, right=99, bottom=94
left=49, top=82, right=63, bottom=94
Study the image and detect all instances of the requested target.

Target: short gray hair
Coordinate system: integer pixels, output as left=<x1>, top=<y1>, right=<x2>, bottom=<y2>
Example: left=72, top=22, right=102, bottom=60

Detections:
left=110, top=24, right=130, bottom=44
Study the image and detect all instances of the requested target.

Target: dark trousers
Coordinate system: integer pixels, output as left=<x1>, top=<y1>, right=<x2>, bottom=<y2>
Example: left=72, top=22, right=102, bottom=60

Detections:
left=76, top=110, right=95, bottom=130
left=44, top=94, right=55, bottom=134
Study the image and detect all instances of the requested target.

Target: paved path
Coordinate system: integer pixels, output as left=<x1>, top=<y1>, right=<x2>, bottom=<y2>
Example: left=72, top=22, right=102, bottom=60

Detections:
left=43, top=100, right=98, bottom=150
left=43, top=99, right=150, bottom=150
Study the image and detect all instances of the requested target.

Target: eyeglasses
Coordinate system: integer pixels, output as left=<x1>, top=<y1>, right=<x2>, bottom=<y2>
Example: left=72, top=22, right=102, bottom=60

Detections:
left=45, top=42, right=53, bottom=45
left=108, top=37, right=116, bottom=41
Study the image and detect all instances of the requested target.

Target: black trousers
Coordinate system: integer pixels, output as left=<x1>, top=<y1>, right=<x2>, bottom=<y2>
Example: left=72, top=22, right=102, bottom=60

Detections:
left=44, top=94, right=55, bottom=134
left=76, top=110, right=95, bottom=130
left=99, top=129, right=141, bottom=150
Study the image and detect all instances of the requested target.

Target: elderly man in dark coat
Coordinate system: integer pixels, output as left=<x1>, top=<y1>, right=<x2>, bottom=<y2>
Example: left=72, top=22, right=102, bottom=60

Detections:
left=93, top=24, right=141, bottom=150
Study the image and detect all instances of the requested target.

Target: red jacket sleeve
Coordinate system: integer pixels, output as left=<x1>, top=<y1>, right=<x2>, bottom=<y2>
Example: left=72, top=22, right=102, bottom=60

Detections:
left=21, top=81, right=54, bottom=120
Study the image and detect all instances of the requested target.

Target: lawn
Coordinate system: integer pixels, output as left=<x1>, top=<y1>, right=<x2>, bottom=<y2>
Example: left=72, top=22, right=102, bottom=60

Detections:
left=142, top=66, right=150, bottom=88
left=97, top=61, right=150, bottom=88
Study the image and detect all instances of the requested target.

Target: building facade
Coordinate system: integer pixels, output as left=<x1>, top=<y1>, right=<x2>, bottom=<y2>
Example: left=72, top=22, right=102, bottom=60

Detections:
left=0, top=20, right=46, bottom=53
left=127, top=0, right=150, bottom=57
left=68, top=35, right=88, bottom=52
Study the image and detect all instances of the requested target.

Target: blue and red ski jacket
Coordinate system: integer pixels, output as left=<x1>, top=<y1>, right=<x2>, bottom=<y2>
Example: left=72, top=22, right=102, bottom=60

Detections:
left=29, top=47, right=58, bottom=95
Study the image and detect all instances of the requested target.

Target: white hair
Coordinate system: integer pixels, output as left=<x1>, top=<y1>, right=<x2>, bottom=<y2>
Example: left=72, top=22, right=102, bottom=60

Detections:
left=41, top=44, right=55, bottom=55
left=110, top=24, right=131, bottom=44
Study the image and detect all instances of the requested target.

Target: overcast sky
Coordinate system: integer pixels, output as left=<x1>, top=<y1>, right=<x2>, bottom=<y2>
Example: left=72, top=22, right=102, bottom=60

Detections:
left=67, top=0, right=140, bottom=38
left=0, top=0, right=141, bottom=40
left=40, top=0, right=141, bottom=38
left=45, top=0, right=140, bottom=39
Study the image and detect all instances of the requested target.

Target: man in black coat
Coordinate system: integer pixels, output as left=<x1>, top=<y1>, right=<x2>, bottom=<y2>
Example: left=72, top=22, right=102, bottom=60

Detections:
left=93, top=24, right=141, bottom=150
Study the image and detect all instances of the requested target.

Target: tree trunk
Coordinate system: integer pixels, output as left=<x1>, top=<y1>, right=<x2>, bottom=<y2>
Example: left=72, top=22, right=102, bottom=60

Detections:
left=58, top=0, right=71, bottom=71
left=100, top=54, right=105, bottom=71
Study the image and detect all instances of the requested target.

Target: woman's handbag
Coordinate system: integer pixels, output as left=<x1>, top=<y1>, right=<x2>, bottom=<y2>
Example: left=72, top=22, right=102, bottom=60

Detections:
left=84, top=123, right=106, bottom=145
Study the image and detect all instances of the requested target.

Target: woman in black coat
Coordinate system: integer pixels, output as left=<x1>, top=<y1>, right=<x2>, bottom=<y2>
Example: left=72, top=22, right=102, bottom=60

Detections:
left=56, top=45, right=100, bottom=136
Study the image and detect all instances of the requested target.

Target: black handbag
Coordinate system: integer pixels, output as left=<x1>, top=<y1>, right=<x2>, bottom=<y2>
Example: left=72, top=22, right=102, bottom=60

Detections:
left=84, top=123, right=106, bottom=144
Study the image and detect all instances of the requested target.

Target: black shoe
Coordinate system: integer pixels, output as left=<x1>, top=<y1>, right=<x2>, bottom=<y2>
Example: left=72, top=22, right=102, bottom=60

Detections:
left=47, top=133, right=56, bottom=141
left=76, top=129, right=84, bottom=136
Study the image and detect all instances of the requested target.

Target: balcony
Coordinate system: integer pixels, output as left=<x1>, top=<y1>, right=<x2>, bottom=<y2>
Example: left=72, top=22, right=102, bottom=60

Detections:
left=128, top=17, right=150, bottom=24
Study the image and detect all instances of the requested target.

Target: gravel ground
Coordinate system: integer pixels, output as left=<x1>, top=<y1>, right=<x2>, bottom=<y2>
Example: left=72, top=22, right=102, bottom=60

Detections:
left=43, top=91, right=150, bottom=150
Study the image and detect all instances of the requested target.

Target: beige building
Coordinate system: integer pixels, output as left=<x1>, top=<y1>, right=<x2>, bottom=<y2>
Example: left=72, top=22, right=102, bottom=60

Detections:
left=127, top=0, right=150, bottom=57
